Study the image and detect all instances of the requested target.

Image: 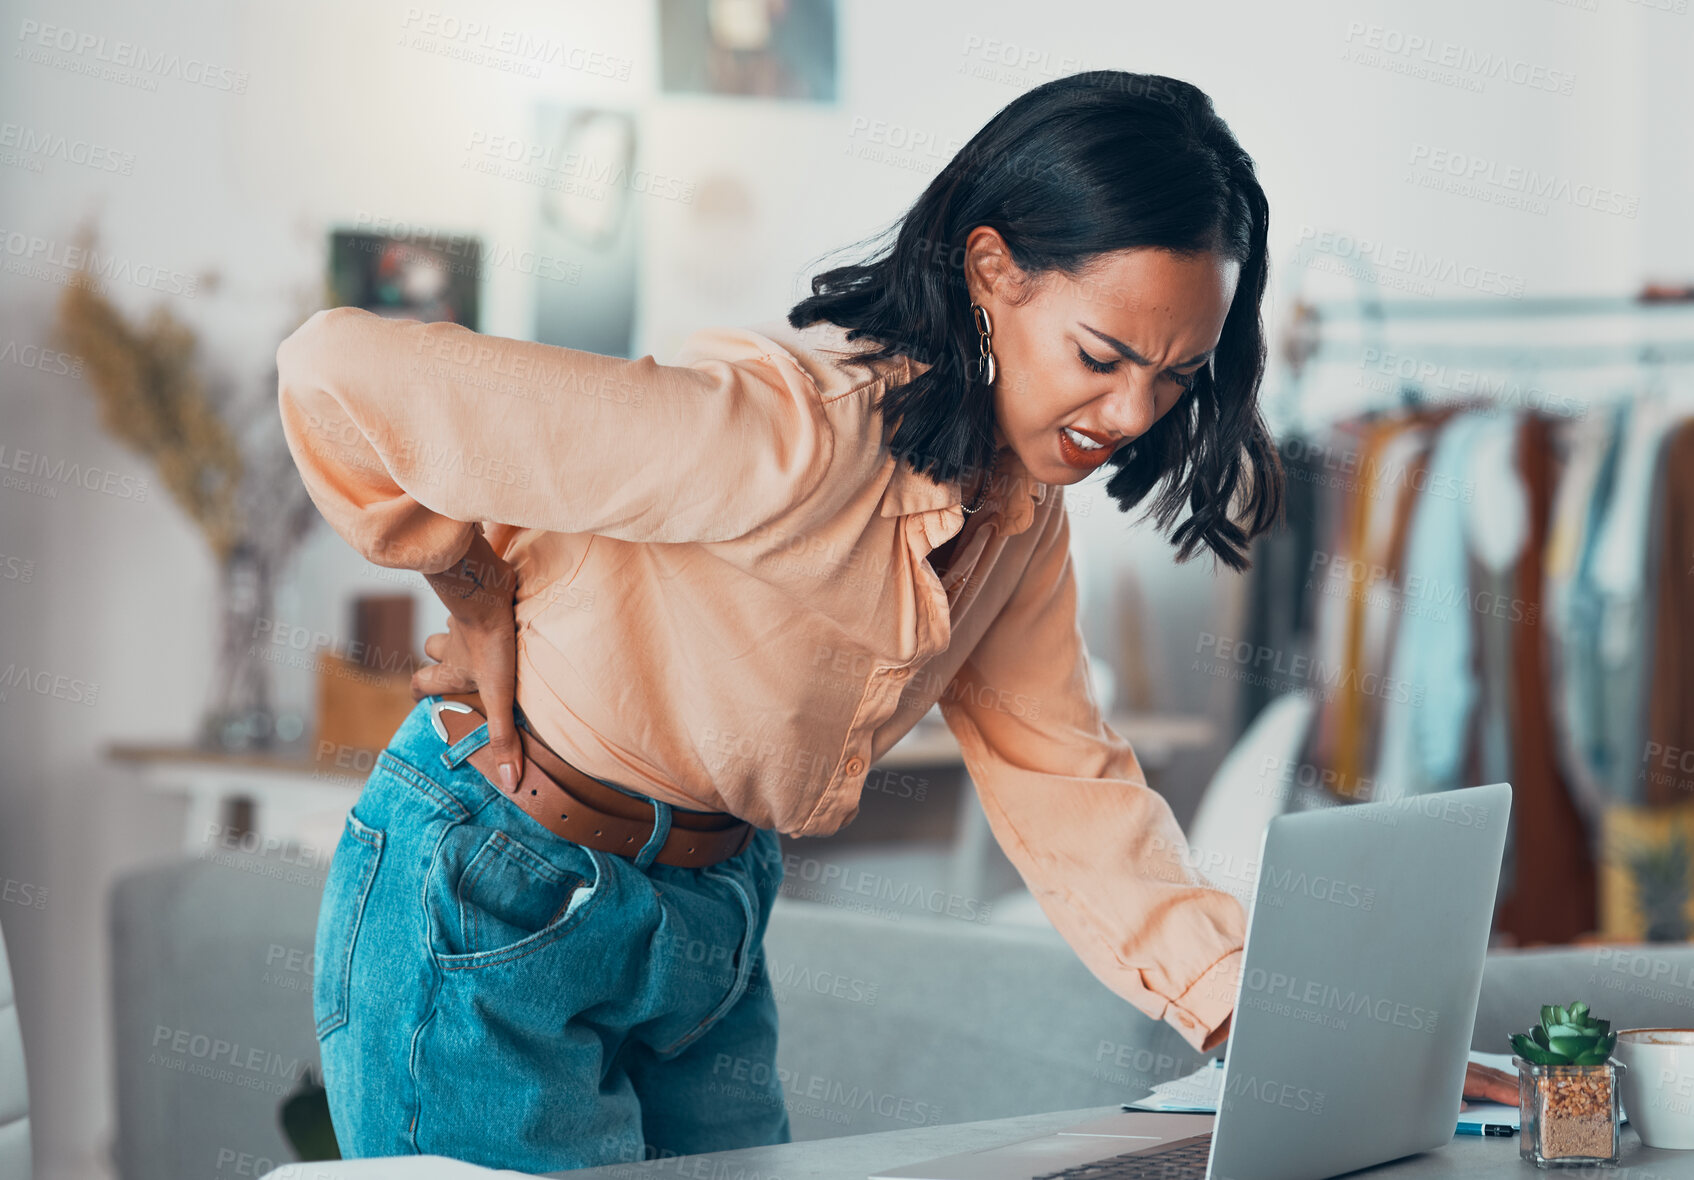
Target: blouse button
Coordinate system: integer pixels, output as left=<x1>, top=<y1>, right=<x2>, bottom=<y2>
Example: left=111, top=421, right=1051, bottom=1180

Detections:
left=845, top=757, right=866, bottom=776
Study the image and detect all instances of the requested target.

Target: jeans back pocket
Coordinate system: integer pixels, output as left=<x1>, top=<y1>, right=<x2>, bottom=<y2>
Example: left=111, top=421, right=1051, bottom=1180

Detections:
left=313, top=810, right=385, bottom=1039
left=433, top=827, right=604, bottom=970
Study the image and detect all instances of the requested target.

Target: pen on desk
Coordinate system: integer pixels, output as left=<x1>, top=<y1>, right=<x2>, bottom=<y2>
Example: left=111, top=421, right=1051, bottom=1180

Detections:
left=1454, top=1124, right=1516, bottom=1137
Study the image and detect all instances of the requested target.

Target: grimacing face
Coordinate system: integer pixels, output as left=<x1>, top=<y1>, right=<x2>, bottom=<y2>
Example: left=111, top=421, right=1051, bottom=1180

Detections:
left=962, top=225, right=1241, bottom=489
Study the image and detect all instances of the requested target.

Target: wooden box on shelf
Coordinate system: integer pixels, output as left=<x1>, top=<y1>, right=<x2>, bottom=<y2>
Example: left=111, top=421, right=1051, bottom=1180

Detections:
left=314, top=650, right=415, bottom=756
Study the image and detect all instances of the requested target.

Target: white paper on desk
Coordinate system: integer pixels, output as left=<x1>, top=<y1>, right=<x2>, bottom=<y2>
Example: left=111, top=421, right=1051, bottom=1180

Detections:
left=1454, top=1101, right=1520, bottom=1130
left=1124, top=1060, right=1223, bottom=1113
left=1125, top=1050, right=1525, bottom=1120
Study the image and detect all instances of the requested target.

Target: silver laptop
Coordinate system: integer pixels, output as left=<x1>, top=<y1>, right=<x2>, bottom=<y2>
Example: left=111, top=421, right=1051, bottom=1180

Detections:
left=871, top=783, right=1512, bottom=1180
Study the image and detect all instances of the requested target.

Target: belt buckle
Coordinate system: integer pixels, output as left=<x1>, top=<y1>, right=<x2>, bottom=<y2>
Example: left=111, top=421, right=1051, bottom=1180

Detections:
left=429, top=697, right=477, bottom=742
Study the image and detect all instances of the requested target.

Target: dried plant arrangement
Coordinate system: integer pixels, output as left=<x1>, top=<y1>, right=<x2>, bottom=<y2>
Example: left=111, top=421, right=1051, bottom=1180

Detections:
left=52, top=218, right=329, bottom=749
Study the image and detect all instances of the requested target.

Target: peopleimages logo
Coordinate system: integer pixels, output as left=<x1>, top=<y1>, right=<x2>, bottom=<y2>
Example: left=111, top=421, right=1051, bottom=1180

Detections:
left=1407, top=144, right=1638, bottom=219
left=1308, top=551, right=1539, bottom=627
left=1352, top=347, right=1587, bottom=421
left=399, top=9, right=634, bottom=80
left=1278, top=434, right=1474, bottom=501
left=15, top=20, right=251, bottom=93
left=0, top=229, right=198, bottom=297
left=1340, top=22, right=1576, bottom=96
left=1590, top=946, right=1694, bottom=993
left=0, top=122, right=136, bottom=174
left=1144, top=836, right=1376, bottom=912
left=1193, top=631, right=1426, bottom=707
left=1222, top=1070, right=1327, bottom=1116
left=1375, top=791, right=1491, bottom=829
left=1260, top=866, right=1376, bottom=912
left=461, top=130, right=695, bottom=203
left=1235, top=968, right=1440, bottom=1034
left=710, top=1054, right=943, bottom=1126
left=779, top=854, right=993, bottom=923
left=1294, top=225, right=1525, bottom=299
left=764, top=958, right=880, bottom=1006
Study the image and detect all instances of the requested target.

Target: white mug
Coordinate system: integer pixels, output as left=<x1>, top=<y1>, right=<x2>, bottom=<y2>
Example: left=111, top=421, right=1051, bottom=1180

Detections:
left=1616, top=1028, right=1694, bottom=1150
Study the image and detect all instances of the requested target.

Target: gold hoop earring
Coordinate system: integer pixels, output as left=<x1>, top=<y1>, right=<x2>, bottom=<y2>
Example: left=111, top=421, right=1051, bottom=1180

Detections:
left=970, top=302, right=997, bottom=386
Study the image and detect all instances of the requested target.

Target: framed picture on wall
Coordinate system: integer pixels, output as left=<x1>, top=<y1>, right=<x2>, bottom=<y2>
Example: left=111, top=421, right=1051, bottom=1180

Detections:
left=531, top=104, right=640, bottom=357
left=328, top=229, right=480, bottom=328
left=659, top=0, right=838, bottom=101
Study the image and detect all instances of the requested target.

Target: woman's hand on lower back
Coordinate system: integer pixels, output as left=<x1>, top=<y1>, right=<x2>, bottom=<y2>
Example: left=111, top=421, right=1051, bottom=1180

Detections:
left=412, top=527, right=526, bottom=791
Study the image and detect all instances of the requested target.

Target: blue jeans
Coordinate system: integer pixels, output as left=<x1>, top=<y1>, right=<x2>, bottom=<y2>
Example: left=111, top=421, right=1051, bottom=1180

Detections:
left=312, top=695, right=791, bottom=1171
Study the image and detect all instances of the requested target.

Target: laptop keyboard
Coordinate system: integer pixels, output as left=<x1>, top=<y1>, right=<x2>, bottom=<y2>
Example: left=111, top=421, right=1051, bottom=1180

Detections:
left=1030, top=1133, right=1213, bottom=1180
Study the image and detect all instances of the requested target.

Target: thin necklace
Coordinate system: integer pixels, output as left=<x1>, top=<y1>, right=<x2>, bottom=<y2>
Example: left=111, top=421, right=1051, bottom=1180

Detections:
left=961, top=449, right=1000, bottom=515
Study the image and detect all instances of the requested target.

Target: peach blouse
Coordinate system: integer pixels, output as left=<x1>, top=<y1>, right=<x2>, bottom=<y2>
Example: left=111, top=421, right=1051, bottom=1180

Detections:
left=276, top=305, right=1245, bottom=1051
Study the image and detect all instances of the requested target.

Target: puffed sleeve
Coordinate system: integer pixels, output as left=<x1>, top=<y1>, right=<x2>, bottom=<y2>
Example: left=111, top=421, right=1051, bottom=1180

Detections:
left=938, top=488, right=1245, bottom=1053
left=276, top=306, right=835, bottom=572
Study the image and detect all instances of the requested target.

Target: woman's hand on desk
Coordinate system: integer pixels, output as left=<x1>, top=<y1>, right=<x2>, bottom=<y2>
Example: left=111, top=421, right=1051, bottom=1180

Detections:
left=1459, top=1061, right=1520, bottom=1110
left=414, top=527, right=526, bottom=791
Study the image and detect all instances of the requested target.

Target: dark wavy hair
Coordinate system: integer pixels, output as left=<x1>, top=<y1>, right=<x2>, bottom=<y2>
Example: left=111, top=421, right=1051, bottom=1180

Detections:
left=787, top=70, right=1282, bottom=570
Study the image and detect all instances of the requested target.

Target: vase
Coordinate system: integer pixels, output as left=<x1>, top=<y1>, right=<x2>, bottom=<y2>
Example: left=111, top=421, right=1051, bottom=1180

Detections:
left=201, top=540, right=277, bottom=752
left=1515, top=1056, right=1625, bottom=1167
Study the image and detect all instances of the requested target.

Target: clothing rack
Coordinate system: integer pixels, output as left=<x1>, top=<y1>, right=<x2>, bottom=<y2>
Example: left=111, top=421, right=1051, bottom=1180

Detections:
left=1239, top=285, right=1694, bottom=943
left=1307, top=292, right=1694, bottom=319
left=1269, top=290, right=1694, bottom=434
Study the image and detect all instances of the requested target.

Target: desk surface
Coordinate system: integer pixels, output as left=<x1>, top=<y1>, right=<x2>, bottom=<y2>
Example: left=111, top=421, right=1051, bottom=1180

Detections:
left=261, top=1104, right=1680, bottom=1180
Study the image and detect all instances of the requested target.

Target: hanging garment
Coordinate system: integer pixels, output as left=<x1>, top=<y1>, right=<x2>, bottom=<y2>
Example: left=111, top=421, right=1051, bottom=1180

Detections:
left=1235, top=436, right=1326, bottom=732
left=1644, top=416, right=1694, bottom=807
left=1493, top=411, right=1600, bottom=945
left=1558, top=404, right=1628, bottom=810
left=1462, top=413, right=1527, bottom=916
left=1373, top=411, right=1490, bottom=801
left=1347, top=417, right=1441, bottom=788
left=1321, top=416, right=1434, bottom=795
left=1542, top=409, right=1623, bottom=828
left=1465, top=414, right=1527, bottom=786
left=1297, top=419, right=1378, bottom=790
left=1588, top=398, right=1681, bottom=802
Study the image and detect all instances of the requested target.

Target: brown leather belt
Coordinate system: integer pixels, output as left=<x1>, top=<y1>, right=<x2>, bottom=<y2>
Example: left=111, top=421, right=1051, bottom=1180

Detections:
left=428, top=691, right=755, bottom=869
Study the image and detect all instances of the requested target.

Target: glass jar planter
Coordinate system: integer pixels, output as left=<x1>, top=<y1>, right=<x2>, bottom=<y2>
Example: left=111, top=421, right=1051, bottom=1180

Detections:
left=1515, top=1056, right=1625, bottom=1167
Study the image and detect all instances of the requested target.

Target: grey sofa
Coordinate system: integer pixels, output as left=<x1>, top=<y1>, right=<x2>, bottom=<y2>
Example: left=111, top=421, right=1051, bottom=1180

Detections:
left=109, top=845, right=1694, bottom=1180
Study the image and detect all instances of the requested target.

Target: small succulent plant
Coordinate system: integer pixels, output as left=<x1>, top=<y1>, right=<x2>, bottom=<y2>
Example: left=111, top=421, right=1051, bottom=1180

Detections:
left=1510, top=1002, right=1616, bottom=1066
